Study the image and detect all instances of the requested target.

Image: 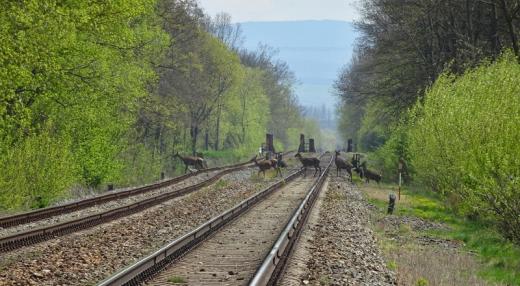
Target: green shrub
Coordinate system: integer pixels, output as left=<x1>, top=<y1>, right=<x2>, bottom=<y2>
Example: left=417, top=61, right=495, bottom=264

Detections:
left=416, top=277, right=429, bottom=286
left=0, top=132, right=78, bottom=209
left=408, top=53, right=520, bottom=242
left=167, top=276, right=186, bottom=284
left=115, top=142, right=163, bottom=187
left=370, top=123, right=411, bottom=183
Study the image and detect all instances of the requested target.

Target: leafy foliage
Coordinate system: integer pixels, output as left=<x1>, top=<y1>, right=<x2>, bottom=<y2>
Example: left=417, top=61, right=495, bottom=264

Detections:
left=408, top=54, right=520, bottom=242
left=336, top=0, right=520, bottom=245
left=0, top=128, right=77, bottom=209
left=0, top=0, right=167, bottom=208
left=336, top=0, right=520, bottom=150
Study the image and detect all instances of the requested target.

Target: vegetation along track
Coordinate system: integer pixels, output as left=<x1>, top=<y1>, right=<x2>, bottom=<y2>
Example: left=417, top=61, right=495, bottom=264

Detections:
left=0, top=153, right=299, bottom=253
left=98, top=153, right=332, bottom=286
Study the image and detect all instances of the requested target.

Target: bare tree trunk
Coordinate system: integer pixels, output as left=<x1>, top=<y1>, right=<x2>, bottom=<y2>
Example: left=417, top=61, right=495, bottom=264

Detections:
left=490, top=3, right=501, bottom=55
left=500, top=0, right=519, bottom=58
left=240, top=89, right=247, bottom=144
left=182, top=127, right=187, bottom=151
left=466, top=0, right=473, bottom=42
left=215, top=100, right=222, bottom=151
left=190, top=125, right=198, bottom=156
left=205, top=130, right=209, bottom=150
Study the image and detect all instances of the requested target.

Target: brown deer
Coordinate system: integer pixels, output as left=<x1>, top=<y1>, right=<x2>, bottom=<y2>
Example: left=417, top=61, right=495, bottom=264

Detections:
left=276, top=153, right=288, bottom=169
left=295, top=153, right=321, bottom=177
left=174, top=152, right=205, bottom=173
left=360, top=162, right=382, bottom=184
left=334, top=151, right=354, bottom=181
left=253, top=155, right=277, bottom=178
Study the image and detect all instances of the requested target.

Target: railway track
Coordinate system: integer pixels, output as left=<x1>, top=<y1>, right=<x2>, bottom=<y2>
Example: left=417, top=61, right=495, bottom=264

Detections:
left=0, top=161, right=259, bottom=253
left=0, top=152, right=297, bottom=253
left=0, top=160, right=253, bottom=229
left=98, top=153, right=332, bottom=286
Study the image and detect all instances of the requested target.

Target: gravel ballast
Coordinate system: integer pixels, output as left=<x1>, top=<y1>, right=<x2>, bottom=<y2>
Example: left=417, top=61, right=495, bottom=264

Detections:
left=0, top=169, right=282, bottom=286
left=284, top=176, right=396, bottom=286
left=0, top=169, right=224, bottom=238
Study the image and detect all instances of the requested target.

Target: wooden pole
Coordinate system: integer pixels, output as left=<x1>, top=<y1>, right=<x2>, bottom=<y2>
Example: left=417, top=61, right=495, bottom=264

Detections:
left=398, top=161, right=403, bottom=201
left=398, top=172, right=402, bottom=201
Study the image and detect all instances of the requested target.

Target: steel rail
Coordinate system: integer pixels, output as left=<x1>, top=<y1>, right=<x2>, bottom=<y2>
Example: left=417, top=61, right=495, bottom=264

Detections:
left=0, top=161, right=252, bottom=229
left=97, top=153, right=328, bottom=286
left=0, top=151, right=296, bottom=229
left=0, top=162, right=253, bottom=253
left=250, top=157, right=332, bottom=286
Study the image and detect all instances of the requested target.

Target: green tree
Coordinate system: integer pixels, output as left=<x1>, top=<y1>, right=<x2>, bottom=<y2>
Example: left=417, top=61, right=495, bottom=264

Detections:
left=0, top=0, right=168, bottom=207
left=408, top=54, right=520, bottom=242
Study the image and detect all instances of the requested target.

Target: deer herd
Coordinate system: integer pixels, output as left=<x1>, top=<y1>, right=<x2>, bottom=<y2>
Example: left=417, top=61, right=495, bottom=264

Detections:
left=174, top=149, right=381, bottom=183
left=252, top=150, right=381, bottom=183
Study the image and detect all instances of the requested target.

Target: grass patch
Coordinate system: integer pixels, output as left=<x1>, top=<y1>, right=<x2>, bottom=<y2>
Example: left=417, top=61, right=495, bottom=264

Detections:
left=416, top=277, right=429, bottom=286
left=319, top=275, right=331, bottom=285
left=249, top=168, right=281, bottom=182
left=214, top=179, right=229, bottom=191
left=167, top=276, right=186, bottom=284
left=199, top=149, right=250, bottom=166
left=362, top=183, right=520, bottom=285
left=387, top=260, right=398, bottom=271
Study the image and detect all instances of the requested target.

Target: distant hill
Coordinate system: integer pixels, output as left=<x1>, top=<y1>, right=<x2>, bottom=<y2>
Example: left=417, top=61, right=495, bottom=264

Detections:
left=239, top=20, right=358, bottom=110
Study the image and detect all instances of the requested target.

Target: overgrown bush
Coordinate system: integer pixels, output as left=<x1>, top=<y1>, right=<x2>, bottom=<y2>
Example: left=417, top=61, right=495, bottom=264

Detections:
left=370, top=124, right=411, bottom=183
left=0, top=132, right=78, bottom=209
left=408, top=53, right=520, bottom=242
left=115, top=143, right=163, bottom=187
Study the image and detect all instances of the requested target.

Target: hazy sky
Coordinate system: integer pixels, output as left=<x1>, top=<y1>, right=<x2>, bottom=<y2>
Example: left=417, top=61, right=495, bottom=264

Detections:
left=198, top=0, right=360, bottom=23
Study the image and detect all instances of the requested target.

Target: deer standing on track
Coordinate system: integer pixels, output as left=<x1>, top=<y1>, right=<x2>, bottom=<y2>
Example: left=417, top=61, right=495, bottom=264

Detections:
left=276, top=153, right=287, bottom=169
left=294, top=153, right=321, bottom=177
left=253, top=155, right=278, bottom=178
left=334, top=151, right=354, bottom=181
left=174, top=152, right=206, bottom=173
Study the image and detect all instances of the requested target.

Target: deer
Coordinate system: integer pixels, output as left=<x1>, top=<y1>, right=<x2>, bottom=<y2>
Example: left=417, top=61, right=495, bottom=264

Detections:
left=269, top=153, right=288, bottom=177
left=360, top=162, right=382, bottom=184
left=276, top=153, right=288, bottom=169
left=334, top=151, right=354, bottom=181
left=196, top=152, right=208, bottom=168
left=294, top=153, right=321, bottom=177
left=253, top=155, right=276, bottom=178
left=174, top=152, right=206, bottom=173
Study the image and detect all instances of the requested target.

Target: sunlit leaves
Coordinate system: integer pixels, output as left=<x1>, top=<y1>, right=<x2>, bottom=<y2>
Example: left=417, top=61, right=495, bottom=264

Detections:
left=408, top=53, right=520, bottom=242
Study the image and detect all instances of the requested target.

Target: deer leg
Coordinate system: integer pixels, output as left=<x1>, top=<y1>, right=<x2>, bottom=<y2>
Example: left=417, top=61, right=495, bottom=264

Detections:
left=184, top=164, right=188, bottom=174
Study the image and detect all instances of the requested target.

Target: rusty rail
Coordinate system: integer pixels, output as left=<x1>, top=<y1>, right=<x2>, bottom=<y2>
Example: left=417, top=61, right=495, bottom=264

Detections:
left=0, top=161, right=252, bottom=229
left=0, top=162, right=253, bottom=253
left=97, top=153, right=329, bottom=286
left=250, top=157, right=332, bottom=286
